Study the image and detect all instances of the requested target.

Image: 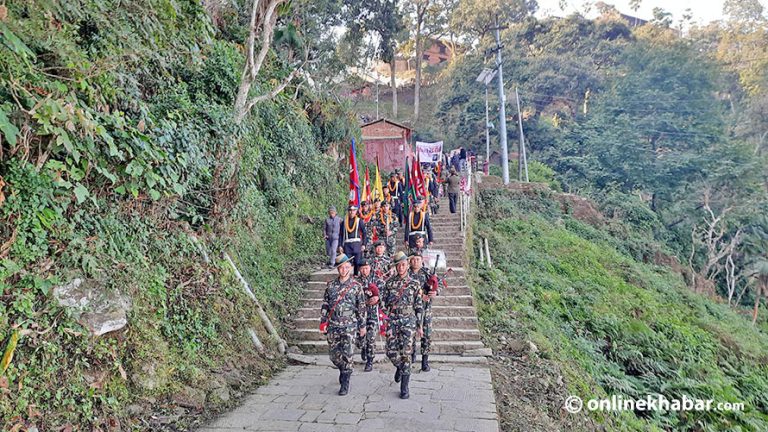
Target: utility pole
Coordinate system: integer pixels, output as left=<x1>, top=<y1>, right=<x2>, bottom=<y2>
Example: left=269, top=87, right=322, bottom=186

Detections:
left=514, top=87, right=528, bottom=182
left=485, top=85, right=490, bottom=166
left=475, top=63, right=496, bottom=175
left=493, top=17, right=510, bottom=184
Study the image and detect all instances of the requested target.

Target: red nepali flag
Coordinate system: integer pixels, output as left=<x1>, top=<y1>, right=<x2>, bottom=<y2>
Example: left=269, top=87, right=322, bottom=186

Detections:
left=348, top=138, right=361, bottom=206
left=411, top=155, right=427, bottom=199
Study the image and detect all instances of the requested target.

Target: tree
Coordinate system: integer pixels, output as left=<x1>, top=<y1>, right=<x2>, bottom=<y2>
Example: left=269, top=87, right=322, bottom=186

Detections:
left=233, top=0, right=306, bottom=124
left=450, top=0, right=537, bottom=42
left=724, top=0, right=766, bottom=27
left=344, top=0, right=406, bottom=118
left=740, top=211, right=768, bottom=323
left=408, top=0, right=455, bottom=122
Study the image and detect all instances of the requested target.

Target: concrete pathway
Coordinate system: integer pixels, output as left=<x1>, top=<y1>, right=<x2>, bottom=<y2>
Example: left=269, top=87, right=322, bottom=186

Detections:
left=199, top=359, right=499, bottom=432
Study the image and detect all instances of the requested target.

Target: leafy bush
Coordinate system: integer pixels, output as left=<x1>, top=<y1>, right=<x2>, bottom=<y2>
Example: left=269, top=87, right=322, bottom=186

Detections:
left=0, top=1, right=357, bottom=429
left=473, top=189, right=768, bottom=431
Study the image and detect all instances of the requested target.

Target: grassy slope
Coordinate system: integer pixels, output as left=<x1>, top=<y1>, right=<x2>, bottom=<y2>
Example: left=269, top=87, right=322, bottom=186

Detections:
left=471, top=188, right=768, bottom=432
left=0, top=2, right=351, bottom=429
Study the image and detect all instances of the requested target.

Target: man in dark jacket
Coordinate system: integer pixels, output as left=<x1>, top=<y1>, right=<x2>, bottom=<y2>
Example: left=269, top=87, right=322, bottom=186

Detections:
left=446, top=168, right=461, bottom=214
left=323, top=206, right=341, bottom=268
left=338, top=205, right=368, bottom=275
left=403, top=198, right=433, bottom=249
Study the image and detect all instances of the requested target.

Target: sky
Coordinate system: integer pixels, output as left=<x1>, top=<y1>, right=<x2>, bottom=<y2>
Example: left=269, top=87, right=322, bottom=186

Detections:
left=535, top=0, right=734, bottom=27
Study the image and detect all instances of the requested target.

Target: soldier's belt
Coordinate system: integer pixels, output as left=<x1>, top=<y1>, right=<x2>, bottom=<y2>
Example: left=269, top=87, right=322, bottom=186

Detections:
left=408, top=231, right=427, bottom=237
left=344, top=238, right=361, bottom=243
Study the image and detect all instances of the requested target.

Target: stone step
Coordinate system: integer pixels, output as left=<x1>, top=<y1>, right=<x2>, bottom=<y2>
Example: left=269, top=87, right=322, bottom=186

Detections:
left=299, top=295, right=473, bottom=309
left=289, top=327, right=481, bottom=342
left=294, top=305, right=477, bottom=319
left=291, top=315, right=479, bottom=330
left=293, top=340, right=485, bottom=355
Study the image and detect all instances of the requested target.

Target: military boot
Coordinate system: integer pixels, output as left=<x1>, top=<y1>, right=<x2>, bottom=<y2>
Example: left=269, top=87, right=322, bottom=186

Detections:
left=364, top=352, right=373, bottom=372
left=421, top=354, right=430, bottom=372
left=360, top=346, right=367, bottom=362
left=399, top=373, right=410, bottom=399
left=394, top=365, right=401, bottom=383
left=338, top=370, right=351, bottom=396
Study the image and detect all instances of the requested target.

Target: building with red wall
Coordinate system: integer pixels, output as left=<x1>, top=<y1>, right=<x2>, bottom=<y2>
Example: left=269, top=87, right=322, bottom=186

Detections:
left=360, top=119, right=413, bottom=173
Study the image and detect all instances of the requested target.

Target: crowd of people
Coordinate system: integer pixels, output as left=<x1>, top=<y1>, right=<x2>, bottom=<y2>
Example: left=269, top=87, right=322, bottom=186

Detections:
left=319, top=165, right=459, bottom=399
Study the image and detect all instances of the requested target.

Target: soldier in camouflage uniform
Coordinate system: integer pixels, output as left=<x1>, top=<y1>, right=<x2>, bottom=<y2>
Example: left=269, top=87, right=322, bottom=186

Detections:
left=359, top=200, right=376, bottom=259
left=374, top=200, right=399, bottom=256
left=381, top=251, right=423, bottom=399
left=356, top=259, right=383, bottom=372
left=320, top=254, right=367, bottom=396
left=408, top=233, right=427, bottom=256
left=370, top=241, right=392, bottom=279
left=409, top=251, right=437, bottom=372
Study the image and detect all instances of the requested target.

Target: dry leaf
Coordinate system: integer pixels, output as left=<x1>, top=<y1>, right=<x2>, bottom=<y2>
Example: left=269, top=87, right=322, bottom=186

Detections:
left=59, top=424, right=74, bottom=432
left=0, top=5, right=7, bottom=22
left=27, top=404, right=42, bottom=419
left=0, top=330, right=19, bottom=376
left=0, top=175, right=5, bottom=208
left=137, top=119, right=145, bottom=132
left=118, top=364, right=127, bottom=380
left=0, top=376, right=8, bottom=389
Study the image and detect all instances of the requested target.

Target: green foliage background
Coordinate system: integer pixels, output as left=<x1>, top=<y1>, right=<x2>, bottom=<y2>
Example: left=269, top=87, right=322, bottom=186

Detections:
left=473, top=188, right=768, bottom=431
left=0, top=1, right=354, bottom=429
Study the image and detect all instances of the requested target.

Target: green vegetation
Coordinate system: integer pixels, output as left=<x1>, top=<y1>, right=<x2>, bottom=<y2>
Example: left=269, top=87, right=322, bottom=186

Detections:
left=437, top=2, right=768, bottom=322
left=473, top=188, right=768, bottom=431
left=0, top=0, right=353, bottom=429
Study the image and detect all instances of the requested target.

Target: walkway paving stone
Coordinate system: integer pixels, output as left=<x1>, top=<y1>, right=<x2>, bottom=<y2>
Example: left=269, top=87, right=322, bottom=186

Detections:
left=199, top=361, right=499, bottom=432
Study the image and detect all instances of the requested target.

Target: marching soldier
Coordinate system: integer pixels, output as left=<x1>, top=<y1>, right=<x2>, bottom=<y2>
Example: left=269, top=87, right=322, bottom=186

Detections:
left=370, top=241, right=392, bottom=278
left=409, top=233, right=427, bottom=256
left=338, top=204, right=367, bottom=275
left=388, top=172, right=403, bottom=225
left=356, top=259, right=384, bottom=372
left=381, top=185, right=393, bottom=207
left=403, top=197, right=433, bottom=250
left=427, top=171, right=440, bottom=215
left=375, top=200, right=399, bottom=256
left=359, top=200, right=375, bottom=258
left=381, top=251, right=423, bottom=399
left=319, top=254, right=367, bottom=395
left=409, top=251, right=437, bottom=372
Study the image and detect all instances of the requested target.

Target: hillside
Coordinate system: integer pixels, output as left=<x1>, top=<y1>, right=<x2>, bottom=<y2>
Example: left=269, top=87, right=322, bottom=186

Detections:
left=471, top=185, right=768, bottom=431
left=0, top=1, right=354, bottom=429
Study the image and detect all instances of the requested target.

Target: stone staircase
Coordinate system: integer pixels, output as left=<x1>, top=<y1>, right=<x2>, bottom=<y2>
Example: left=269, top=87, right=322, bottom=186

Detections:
left=290, top=209, right=488, bottom=356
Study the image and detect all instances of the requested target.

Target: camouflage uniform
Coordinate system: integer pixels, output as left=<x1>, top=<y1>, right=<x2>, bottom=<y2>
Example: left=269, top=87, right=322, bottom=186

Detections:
left=408, top=244, right=427, bottom=256
left=370, top=254, right=391, bottom=279
left=361, top=214, right=376, bottom=258
left=381, top=273, right=423, bottom=378
left=320, top=277, right=366, bottom=373
left=374, top=211, right=400, bottom=255
left=410, top=267, right=434, bottom=356
left=357, top=274, right=384, bottom=362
